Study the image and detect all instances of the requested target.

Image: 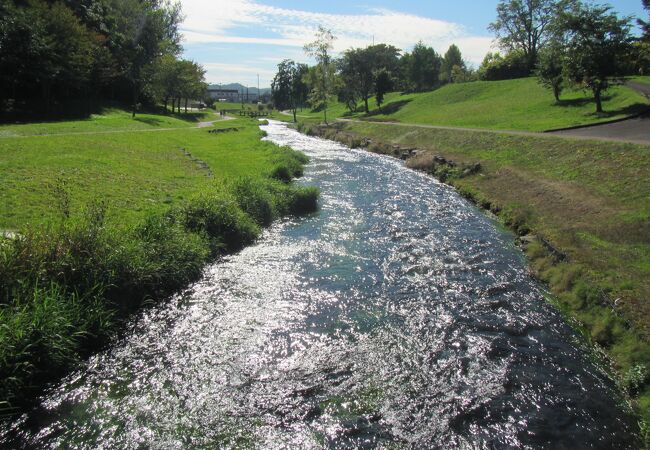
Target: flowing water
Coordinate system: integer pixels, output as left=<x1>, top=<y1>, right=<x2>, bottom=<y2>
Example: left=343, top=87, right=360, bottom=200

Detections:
left=2, top=120, right=637, bottom=448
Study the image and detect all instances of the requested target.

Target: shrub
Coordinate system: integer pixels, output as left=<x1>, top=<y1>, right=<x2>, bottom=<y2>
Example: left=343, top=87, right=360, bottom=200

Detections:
left=232, top=177, right=277, bottom=226
left=271, top=165, right=293, bottom=183
left=0, top=284, right=111, bottom=415
left=178, top=195, right=260, bottom=254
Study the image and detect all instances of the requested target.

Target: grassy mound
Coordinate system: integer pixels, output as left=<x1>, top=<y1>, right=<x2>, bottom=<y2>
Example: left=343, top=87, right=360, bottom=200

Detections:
left=293, top=77, right=648, bottom=132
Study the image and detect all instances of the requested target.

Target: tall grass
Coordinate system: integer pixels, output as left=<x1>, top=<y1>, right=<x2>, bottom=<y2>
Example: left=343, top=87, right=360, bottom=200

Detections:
left=0, top=159, right=318, bottom=418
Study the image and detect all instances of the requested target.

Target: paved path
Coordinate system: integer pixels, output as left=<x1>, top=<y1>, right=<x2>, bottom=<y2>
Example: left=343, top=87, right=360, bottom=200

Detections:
left=336, top=117, right=650, bottom=145
left=547, top=82, right=650, bottom=145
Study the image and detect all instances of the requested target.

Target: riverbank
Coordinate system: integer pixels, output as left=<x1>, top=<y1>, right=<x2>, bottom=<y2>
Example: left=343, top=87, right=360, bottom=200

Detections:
left=0, top=113, right=318, bottom=417
left=298, top=120, right=650, bottom=440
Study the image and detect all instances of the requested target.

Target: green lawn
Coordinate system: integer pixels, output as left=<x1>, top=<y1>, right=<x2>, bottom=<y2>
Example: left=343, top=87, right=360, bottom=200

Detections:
left=295, top=77, right=648, bottom=132
left=0, top=108, right=214, bottom=138
left=0, top=114, right=290, bottom=230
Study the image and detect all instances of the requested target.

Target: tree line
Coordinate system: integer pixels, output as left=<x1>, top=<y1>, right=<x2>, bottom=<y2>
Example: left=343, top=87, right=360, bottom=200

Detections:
left=272, top=32, right=472, bottom=120
left=0, top=0, right=207, bottom=119
left=273, top=0, right=650, bottom=120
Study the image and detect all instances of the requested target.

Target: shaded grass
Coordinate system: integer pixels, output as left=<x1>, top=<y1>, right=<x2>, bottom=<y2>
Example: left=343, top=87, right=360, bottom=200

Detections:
left=0, top=108, right=213, bottom=138
left=305, top=120, right=650, bottom=436
left=0, top=111, right=319, bottom=417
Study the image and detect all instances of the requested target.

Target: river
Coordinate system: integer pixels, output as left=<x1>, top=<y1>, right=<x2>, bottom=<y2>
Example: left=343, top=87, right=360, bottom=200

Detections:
left=1, top=120, right=637, bottom=448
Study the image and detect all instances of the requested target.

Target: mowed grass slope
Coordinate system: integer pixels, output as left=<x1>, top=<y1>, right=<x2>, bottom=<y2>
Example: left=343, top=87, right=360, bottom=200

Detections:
left=296, top=77, right=648, bottom=132
left=0, top=108, right=212, bottom=138
left=0, top=115, right=287, bottom=229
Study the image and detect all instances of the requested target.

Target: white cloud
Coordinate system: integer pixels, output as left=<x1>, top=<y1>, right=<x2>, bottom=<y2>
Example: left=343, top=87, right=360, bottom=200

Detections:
left=179, top=1, right=497, bottom=83
left=179, top=0, right=493, bottom=63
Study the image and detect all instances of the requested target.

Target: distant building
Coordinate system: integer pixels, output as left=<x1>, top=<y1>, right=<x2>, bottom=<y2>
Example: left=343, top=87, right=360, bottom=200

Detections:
left=207, top=88, right=239, bottom=102
left=206, top=88, right=260, bottom=103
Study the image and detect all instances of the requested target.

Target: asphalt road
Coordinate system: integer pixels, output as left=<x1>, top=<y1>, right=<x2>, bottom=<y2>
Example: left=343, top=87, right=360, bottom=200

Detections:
left=548, top=82, right=650, bottom=145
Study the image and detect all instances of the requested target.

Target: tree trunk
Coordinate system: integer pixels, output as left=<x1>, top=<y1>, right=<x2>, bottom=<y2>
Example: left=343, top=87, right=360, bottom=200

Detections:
left=163, top=97, right=168, bottom=112
left=594, top=87, right=603, bottom=113
left=553, top=84, right=560, bottom=102
left=292, top=108, right=297, bottom=123
left=184, top=98, right=188, bottom=113
left=364, top=96, right=369, bottom=114
left=132, top=81, right=137, bottom=118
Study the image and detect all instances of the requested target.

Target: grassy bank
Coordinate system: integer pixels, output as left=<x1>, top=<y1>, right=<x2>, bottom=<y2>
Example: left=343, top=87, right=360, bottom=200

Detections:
left=300, top=120, right=650, bottom=440
left=0, top=112, right=318, bottom=417
left=292, top=77, right=648, bottom=132
left=0, top=108, right=212, bottom=138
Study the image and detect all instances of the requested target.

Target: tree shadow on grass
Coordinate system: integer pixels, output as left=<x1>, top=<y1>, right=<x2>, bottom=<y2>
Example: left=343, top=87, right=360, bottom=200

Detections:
left=593, top=102, right=650, bottom=119
left=554, top=96, right=649, bottom=118
left=133, top=117, right=164, bottom=127
left=365, top=99, right=413, bottom=117
left=167, top=111, right=210, bottom=123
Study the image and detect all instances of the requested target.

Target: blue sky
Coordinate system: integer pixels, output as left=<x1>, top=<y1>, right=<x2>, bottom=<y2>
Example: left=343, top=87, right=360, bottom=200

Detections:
left=178, top=0, right=648, bottom=87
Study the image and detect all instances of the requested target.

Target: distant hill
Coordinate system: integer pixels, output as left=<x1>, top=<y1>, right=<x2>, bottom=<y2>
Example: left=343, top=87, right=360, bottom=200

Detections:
left=208, top=83, right=271, bottom=95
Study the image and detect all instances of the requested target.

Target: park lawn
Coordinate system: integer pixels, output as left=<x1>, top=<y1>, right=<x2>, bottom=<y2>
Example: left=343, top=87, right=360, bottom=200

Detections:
left=294, top=77, right=648, bottom=132
left=362, top=78, right=647, bottom=131
left=0, top=115, right=287, bottom=230
left=0, top=108, right=214, bottom=137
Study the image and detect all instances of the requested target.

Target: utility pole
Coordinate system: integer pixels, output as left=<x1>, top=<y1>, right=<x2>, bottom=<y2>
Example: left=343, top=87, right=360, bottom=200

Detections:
left=257, top=74, right=260, bottom=103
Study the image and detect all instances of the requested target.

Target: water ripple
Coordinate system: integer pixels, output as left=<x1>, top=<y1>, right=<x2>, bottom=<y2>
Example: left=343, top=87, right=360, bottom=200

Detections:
left=2, top=120, right=637, bottom=449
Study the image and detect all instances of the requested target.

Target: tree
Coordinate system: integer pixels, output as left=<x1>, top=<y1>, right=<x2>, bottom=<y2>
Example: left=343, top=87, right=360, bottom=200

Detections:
left=338, top=44, right=400, bottom=113
left=271, top=59, right=304, bottom=122
left=404, top=41, right=442, bottom=91
left=177, top=59, right=206, bottom=113
left=536, top=44, right=565, bottom=101
left=294, top=63, right=310, bottom=111
left=304, top=26, right=336, bottom=124
left=477, top=50, right=530, bottom=80
left=640, top=0, right=650, bottom=42
left=558, top=3, right=633, bottom=113
left=489, top=0, right=561, bottom=72
left=441, top=45, right=465, bottom=83
left=0, top=0, right=185, bottom=119
left=272, top=60, right=294, bottom=111
left=374, top=69, right=393, bottom=111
